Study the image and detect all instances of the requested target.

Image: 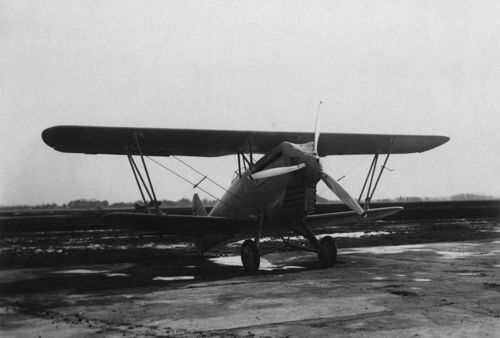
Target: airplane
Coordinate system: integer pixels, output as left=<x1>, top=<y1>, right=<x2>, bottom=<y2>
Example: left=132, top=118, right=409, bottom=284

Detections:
left=42, top=123, right=449, bottom=273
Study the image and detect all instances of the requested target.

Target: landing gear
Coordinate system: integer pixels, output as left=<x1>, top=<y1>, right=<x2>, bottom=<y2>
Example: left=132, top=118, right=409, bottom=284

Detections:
left=318, top=236, right=337, bottom=268
left=241, top=239, right=260, bottom=273
left=291, top=221, right=337, bottom=269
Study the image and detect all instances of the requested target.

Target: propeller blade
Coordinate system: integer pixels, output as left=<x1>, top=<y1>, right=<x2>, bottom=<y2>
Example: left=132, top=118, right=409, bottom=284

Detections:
left=313, top=101, right=323, bottom=153
left=249, top=163, right=306, bottom=180
left=320, top=171, right=366, bottom=216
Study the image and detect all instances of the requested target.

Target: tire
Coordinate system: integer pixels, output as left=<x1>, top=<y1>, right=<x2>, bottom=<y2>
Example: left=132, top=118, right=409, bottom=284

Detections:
left=241, top=239, right=260, bottom=273
left=318, top=236, right=337, bottom=268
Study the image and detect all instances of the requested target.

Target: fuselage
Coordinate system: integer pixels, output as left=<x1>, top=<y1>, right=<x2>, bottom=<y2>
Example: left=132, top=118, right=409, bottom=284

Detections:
left=210, top=141, right=321, bottom=228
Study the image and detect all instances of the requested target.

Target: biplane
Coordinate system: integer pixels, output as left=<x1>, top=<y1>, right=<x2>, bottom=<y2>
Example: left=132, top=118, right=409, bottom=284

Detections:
left=42, top=123, right=449, bottom=272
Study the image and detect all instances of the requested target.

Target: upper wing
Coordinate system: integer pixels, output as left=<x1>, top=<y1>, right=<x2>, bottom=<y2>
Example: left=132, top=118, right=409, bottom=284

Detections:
left=305, top=206, right=403, bottom=230
left=102, top=212, right=257, bottom=237
left=42, top=125, right=449, bottom=157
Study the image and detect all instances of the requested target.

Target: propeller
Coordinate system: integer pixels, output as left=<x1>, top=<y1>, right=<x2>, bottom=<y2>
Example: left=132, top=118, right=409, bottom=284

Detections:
left=313, top=101, right=322, bottom=154
left=320, top=171, right=365, bottom=216
left=249, top=163, right=306, bottom=180
left=313, top=101, right=366, bottom=216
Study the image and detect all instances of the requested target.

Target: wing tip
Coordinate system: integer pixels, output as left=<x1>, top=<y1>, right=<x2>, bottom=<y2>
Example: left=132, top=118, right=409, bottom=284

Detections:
left=422, top=135, right=450, bottom=152
left=41, top=126, right=57, bottom=148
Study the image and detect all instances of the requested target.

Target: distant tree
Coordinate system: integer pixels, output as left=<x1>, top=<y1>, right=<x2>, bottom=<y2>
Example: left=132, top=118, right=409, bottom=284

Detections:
left=67, top=199, right=109, bottom=209
left=110, top=201, right=135, bottom=208
left=160, top=199, right=176, bottom=206
left=395, top=196, right=423, bottom=202
left=374, top=198, right=392, bottom=203
left=35, top=203, right=58, bottom=209
left=177, top=198, right=191, bottom=206
left=202, top=198, right=217, bottom=207
left=450, top=193, right=494, bottom=201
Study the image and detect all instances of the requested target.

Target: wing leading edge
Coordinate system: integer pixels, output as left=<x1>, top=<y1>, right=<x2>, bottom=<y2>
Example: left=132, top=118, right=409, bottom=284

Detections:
left=305, top=206, right=404, bottom=230
left=42, top=125, right=449, bottom=157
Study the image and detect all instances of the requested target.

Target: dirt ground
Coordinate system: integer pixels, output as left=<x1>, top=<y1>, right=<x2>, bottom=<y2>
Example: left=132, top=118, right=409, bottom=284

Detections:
left=0, top=218, right=499, bottom=337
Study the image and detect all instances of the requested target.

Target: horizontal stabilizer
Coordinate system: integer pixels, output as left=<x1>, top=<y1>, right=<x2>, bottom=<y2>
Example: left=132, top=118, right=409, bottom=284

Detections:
left=102, top=212, right=257, bottom=237
left=305, top=206, right=403, bottom=230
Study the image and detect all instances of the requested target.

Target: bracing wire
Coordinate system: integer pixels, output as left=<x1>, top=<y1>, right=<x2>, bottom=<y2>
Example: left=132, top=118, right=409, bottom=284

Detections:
left=172, top=156, right=230, bottom=193
left=145, top=156, right=251, bottom=218
left=143, top=136, right=259, bottom=213
left=172, top=156, right=260, bottom=213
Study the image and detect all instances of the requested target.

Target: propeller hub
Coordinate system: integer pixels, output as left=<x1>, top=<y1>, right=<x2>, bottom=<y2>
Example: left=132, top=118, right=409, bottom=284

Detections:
left=284, top=142, right=322, bottom=184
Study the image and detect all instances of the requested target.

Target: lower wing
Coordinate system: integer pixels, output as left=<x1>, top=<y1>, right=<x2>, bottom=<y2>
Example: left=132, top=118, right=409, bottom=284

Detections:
left=102, top=212, right=258, bottom=237
left=305, top=206, right=403, bottom=230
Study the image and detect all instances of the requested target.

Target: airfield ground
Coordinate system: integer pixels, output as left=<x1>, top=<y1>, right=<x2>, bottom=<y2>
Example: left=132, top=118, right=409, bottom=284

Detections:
left=0, top=210, right=499, bottom=337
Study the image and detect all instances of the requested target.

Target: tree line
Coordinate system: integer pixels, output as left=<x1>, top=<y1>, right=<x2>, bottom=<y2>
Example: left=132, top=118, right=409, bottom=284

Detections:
left=0, top=193, right=495, bottom=211
left=0, top=198, right=218, bottom=211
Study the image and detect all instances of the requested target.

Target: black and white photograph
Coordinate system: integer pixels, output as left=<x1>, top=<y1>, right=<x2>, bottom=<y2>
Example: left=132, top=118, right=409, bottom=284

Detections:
left=1, top=1, right=499, bottom=336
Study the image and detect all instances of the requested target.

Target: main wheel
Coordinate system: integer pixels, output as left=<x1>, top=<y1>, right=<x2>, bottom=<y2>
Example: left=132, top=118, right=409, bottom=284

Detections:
left=241, top=239, right=260, bottom=273
left=318, top=236, right=337, bottom=268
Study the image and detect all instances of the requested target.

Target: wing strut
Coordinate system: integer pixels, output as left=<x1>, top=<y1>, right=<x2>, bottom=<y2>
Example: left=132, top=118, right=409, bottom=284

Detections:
left=134, top=133, right=159, bottom=207
left=125, top=133, right=161, bottom=214
left=357, top=139, right=395, bottom=209
left=127, top=153, right=151, bottom=213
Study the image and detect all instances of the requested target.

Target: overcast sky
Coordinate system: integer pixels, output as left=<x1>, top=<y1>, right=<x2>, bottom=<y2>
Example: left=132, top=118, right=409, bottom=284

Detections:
left=1, top=0, right=499, bottom=205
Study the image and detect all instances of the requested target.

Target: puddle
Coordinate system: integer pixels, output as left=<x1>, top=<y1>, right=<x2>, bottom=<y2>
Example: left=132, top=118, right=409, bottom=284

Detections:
left=372, top=276, right=388, bottom=280
left=281, top=266, right=305, bottom=270
left=153, top=276, right=195, bottom=282
left=155, top=244, right=191, bottom=250
left=0, top=307, right=15, bottom=315
left=105, top=273, right=130, bottom=277
left=435, top=251, right=480, bottom=259
left=209, top=256, right=277, bottom=270
left=232, top=231, right=391, bottom=245
left=138, top=243, right=191, bottom=250
left=54, top=269, right=107, bottom=274
left=413, top=278, right=431, bottom=282
left=456, top=272, right=482, bottom=276
left=209, top=256, right=242, bottom=267
left=319, top=231, right=390, bottom=239
left=341, top=243, right=496, bottom=259
left=88, top=244, right=103, bottom=249
left=260, top=259, right=280, bottom=271
left=345, top=322, right=365, bottom=329
left=209, top=256, right=302, bottom=271
left=341, top=244, right=431, bottom=255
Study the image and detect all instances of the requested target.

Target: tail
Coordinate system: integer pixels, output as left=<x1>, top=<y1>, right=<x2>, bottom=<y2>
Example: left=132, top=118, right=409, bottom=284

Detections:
left=192, top=193, right=208, bottom=216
